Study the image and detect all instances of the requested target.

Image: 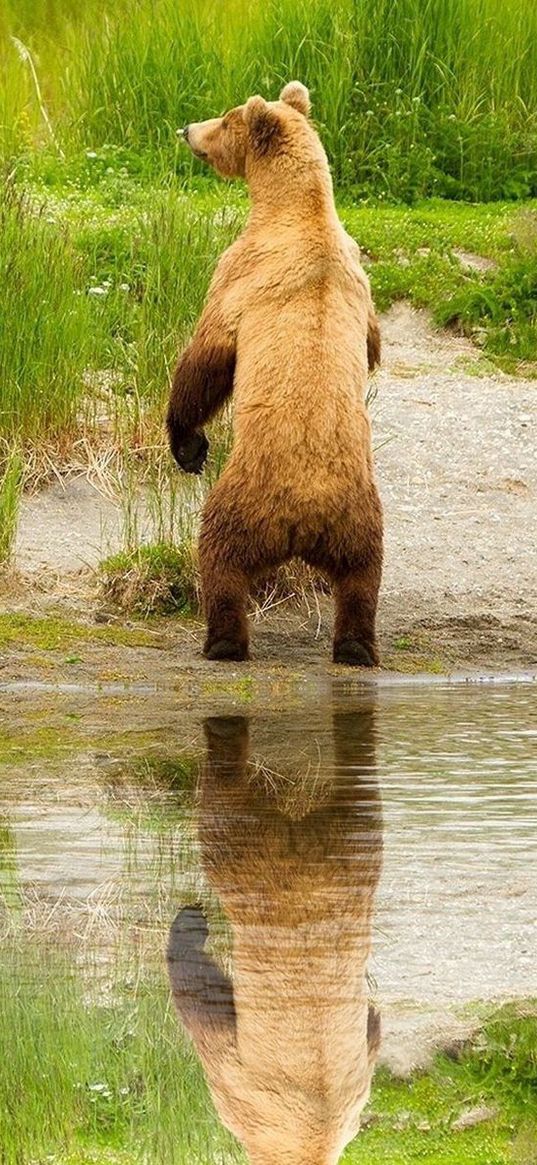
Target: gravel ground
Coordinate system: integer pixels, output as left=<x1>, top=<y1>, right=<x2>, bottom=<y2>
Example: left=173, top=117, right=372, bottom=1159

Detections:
left=375, top=303, right=536, bottom=607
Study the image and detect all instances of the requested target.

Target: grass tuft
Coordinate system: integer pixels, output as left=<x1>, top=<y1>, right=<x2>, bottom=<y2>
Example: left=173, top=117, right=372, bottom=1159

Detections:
left=99, top=541, right=199, bottom=616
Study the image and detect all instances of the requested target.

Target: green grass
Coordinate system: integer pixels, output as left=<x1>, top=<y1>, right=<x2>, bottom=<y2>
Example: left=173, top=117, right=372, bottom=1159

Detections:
left=2, top=180, right=535, bottom=467
left=0, top=181, right=534, bottom=584
left=0, top=187, right=92, bottom=451
left=343, top=200, right=537, bottom=369
left=436, top=210, right=537, bottom=364
left=0, top=181, right=238, bottom=471
left=2, top=0, right=537, bottom=202
left=349, top=1004, right=537, bottom=1164
left=0, top=0, right=536, bottom=592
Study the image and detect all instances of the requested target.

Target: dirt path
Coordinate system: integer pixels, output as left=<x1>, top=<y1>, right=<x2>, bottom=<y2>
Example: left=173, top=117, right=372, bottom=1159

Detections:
left=7, top=302, right=537, bottom=677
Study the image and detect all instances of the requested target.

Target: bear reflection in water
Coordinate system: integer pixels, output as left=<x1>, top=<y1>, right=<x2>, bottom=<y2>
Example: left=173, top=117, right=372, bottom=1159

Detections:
left=167, top=703, right=383, bottom=1165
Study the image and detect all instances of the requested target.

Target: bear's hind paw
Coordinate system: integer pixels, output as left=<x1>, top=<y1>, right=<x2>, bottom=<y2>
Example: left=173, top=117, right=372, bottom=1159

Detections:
left=204, top=638, right=250, bottom=662
left=333, top=640, right=378, bottom=668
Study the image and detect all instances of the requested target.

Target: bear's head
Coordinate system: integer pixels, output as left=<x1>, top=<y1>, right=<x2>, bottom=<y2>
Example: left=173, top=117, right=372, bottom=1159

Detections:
left=181, top=82, right=327, bottom=184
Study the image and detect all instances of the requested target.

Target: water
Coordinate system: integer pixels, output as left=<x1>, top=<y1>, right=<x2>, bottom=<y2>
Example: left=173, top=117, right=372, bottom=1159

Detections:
left=1, top=680, right=535, bottom=1162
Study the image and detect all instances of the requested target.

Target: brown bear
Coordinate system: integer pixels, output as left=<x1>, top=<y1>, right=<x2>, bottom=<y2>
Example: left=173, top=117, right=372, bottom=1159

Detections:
left=167, top=703, right=383, bottom=1165
left=167, top=81, right=383, bottom=666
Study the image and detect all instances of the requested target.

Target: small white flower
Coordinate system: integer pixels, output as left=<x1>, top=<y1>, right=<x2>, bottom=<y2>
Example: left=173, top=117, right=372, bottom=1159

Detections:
left=119, top=282, right=130, bottom=292
left=88, top=286, right=108, bottom=297
left=86, top=150, right=98, bottom=159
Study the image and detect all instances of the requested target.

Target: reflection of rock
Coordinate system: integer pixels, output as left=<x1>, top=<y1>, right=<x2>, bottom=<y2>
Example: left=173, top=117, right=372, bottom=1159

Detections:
left=451, top=1105, right=498, bottom=1132
left=451, top=248, right=496, bottom=274
left=168, top=703, right=383, bottom=1165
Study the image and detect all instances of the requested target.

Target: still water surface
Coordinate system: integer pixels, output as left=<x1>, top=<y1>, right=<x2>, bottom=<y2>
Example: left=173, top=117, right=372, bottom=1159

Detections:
left=1, top=680, right=535, bottom=1162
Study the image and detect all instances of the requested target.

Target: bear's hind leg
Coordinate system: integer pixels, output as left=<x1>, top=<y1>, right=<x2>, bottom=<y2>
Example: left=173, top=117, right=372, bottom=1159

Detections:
left=198, top=485, right=259, bottom=661
left=200, top=543, right=251, bottom=661
left=332, top=555, right=382, bottom=667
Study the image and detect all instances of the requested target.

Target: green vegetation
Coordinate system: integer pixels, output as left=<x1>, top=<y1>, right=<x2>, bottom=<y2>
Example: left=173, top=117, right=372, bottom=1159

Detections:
left=0, top=187, right=91, bottom=452
left=0, top=942, right=241, bottom=1165
left=3, top=0, right=537, bottom=202
left=2, top=183, right=535, bottom=472
left=342, top=200, right=537, bottom=369
left=351, top=1004, right=537, bottom=1165
left=437, top=210, right=537, bottom=364
left=0, top=183, right=236, bottom=473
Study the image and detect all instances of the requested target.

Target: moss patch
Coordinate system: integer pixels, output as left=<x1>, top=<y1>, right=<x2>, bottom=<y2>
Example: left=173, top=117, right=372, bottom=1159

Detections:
left=0, top=613, right=164, bottom=652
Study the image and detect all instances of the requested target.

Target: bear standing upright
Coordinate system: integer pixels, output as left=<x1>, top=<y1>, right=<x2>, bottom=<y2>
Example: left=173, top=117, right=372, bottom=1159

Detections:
left=167, top=82, right=383, bottom=666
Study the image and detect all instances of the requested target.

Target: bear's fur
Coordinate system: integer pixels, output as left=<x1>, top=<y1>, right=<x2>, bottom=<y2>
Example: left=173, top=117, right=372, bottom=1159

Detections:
left=167, top=82, right=383, bottom=665
left=167, top=704, right=383, bottom=1165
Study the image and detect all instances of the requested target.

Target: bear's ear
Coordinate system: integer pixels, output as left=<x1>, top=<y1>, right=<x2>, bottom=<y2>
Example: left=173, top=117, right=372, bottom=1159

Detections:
left=280, top=81, right=311, bottom=117
left=243, top=95, right=280, bottom=154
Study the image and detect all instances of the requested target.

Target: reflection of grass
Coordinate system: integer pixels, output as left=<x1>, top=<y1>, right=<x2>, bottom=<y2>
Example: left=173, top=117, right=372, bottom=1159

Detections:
left=1, top=933, right=534, bottom=1164
left=0, top=941, right=241, bottom=1165
left=0, top=815, right=23, bottom=916
left=349, top=1003, right=537, bottom=1164
left=102, top=754, right=199, bottom=832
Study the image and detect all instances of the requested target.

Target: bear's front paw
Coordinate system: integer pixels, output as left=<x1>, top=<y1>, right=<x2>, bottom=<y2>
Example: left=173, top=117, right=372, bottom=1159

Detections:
left=171, top=431, right=209, bottom=474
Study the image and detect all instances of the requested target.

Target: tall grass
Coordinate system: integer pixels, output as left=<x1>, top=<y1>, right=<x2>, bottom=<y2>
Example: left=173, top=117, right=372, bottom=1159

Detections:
left=0, top=181, right=240, bottom=467
left=0, top=186, right=91, bottom=450
left=2, top=0, right=537, bottom=200
left=0, top=446, right=22, bottom=567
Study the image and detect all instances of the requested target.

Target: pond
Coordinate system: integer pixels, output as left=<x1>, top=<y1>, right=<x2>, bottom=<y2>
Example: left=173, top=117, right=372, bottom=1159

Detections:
left=1, top=679, right=535, bottom=1163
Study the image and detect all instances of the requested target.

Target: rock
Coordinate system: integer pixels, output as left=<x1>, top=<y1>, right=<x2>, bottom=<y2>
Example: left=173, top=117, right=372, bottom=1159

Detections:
left=361, top=1112, right=380, bottom=1129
